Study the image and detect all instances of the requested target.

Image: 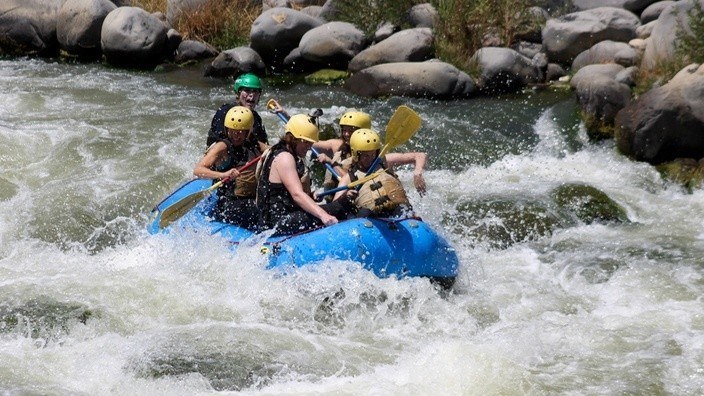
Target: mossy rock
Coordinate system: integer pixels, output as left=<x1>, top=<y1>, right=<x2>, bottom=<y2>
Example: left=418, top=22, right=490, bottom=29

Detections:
left=551, top=183, right=628, bottom=224
left=581, top=110, right=616, bottom=141
left=656, top=158, right=704, bottom=192
left=304, top=69, right=349, bottom=85
left=441, top=198, right=563, bottom=249
left=0, top=297, right=94, bottom=341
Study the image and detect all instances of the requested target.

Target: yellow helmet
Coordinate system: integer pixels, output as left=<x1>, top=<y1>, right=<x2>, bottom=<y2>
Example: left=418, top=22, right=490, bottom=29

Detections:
left=224, top=106, right=254, bottom=130
left=339, top=111, right=372, bottom=129
left=285, top=114, right=319, bottom=142
left=350, top=128, right=382, bottom=159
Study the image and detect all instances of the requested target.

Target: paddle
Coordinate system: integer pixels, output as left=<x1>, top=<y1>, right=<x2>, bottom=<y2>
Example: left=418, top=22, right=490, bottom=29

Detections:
left=157, top=155, right=261, bottom=230
left=266, top=99, right=341, bottom=180
left=365, top=105, right=421, bottom=176
left=316, top=169, right=385, bottom=198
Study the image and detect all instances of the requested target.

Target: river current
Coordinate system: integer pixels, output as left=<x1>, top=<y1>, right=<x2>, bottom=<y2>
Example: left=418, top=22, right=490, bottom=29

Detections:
left=1, top=58, right=703, bottom=395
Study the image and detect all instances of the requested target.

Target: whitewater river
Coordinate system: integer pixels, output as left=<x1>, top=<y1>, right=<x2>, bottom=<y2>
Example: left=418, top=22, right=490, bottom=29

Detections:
left=1, top=58, right=703, bottom=395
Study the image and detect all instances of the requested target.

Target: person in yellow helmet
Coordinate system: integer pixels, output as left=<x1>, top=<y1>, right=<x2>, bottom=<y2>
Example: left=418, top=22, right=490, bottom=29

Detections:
left=256, top=114, right=356, bottom=235
left=313, top=110, right=427, bottom=196
left=194, top=106, right=263, bottom=229
left=333, top=128, right=423, bottom=218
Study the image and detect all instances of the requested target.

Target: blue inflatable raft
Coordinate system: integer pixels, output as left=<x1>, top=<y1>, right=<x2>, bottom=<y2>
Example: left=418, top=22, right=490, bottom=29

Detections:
left=149, top=179, right=459, bottom=288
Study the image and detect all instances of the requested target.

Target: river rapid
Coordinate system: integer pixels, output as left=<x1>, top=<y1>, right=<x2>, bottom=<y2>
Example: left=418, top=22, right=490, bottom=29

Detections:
left=1, top=58, right=703, bottom=395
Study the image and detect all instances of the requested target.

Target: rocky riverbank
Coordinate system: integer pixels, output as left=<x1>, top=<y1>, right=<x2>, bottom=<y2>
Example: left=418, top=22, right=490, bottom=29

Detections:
left=1, top=0, right=702, bottom=186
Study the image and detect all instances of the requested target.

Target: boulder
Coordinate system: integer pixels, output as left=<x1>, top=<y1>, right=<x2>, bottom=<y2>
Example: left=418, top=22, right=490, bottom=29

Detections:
left=174, top=40, right=218, bottom=63
left=571, top=40, right=640, bottom=72
left=344, top=60, right=477, bottom=99
left=282, top=47, right=322, bottom=73
left=470, top=47, right=543, bottom=94
left=408, top=3, right=439, bottom=28
left=575, top=74, right=631, bottom=139
left=203, top=46, right=266, bottom=78
left=101, top=7, right=169, bottom=69
left=250, top=7, right=323, bottom=67
left=542, top=7, right=640, bottom=64
left=298, top=21, right=366, bottom=69
left=0, top=0, right=62, bottom=56
left=57, top=0, right=116, bottom=58
left=572, top=0, right=661, bottom=14
left=615, top=63, right=704, bottom=163
left=570, top=63, right=625, bottom=88
left=640, top=1, right=676, bottom=23
left=615, top=65, right=638, bottom=86
left=636, top=20, right=657, bottom=38
left=348, top=28, right=434, bottom=73
left=641, top=0, right=704, bottom=69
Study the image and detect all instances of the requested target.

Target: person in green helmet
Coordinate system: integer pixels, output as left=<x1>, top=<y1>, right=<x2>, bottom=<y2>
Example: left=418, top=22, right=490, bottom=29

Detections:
left=206, top=73, right=269, bottom=149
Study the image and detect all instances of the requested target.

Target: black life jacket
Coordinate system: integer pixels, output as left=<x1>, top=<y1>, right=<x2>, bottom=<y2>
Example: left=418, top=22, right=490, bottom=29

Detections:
left=256, top=142, right=308, bottom=228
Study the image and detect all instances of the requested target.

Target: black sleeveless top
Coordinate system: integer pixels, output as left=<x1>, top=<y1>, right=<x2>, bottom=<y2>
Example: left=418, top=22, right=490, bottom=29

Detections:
left=256, top=142, right=307, bottom=228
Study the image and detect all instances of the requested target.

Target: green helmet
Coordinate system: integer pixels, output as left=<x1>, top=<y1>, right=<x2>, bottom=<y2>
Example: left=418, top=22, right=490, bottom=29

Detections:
left=233, top=73, right=262, bottom=92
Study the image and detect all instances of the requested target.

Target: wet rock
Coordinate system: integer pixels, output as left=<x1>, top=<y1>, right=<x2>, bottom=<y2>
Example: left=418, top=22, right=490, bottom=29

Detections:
left=551, top=183, right=629, bottom=224
left=0, top=297, right=94, bottom=343
left=174, top=40, right=218, bottom=64
left=471, top=47, right=544, bottom=94
left=615, top=63, right=704, bottom=164
left=656, top=158, right=704, bottom=191
left=575, top=74, right=631, bottom=140
left=304, top=69, right=349, bottom=85
left=441, top=198, right=562, bottom=250
left=203, top=47, right=266, bottom=78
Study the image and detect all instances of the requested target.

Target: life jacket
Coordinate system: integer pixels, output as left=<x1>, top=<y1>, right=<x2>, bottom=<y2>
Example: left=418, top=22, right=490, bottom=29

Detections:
left=212, top=139, right=260, bottom=199
left=349, top=159, right=409, bottom=214
left=256, top=142, right=311, bottom=228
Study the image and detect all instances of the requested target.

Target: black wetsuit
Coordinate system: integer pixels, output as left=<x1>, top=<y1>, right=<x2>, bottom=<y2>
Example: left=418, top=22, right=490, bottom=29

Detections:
left=256, top=142, right=354, bottom=236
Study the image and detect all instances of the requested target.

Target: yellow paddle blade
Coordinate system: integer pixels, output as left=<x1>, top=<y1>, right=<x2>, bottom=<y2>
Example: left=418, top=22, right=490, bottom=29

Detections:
left=380, top=105, right=422, bottom=157
left=158, top=182, right=221, bottom=230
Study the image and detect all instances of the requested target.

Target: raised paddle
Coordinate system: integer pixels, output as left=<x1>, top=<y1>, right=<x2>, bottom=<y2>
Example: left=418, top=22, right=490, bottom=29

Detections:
left=315, top=169, right=385, bottom=198
left=266, top=99, right=342, bottom=180
left=365, top=105, right=422, bottom=176
left=157, top=155, right=261, bottom=230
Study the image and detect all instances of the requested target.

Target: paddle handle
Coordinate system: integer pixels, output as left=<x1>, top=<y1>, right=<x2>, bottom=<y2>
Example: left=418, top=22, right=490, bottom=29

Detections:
left=269, top=100, right=341, bottom=179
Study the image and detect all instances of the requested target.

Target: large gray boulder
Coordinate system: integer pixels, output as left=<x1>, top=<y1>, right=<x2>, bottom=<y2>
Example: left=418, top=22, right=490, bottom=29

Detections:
left=641, top=0, right=704, bottom=70
left=542, top=7, right=641, bottom=64
left=571, top=40, right=640, bottom=72
left=615, top=63, right=704, bottom=163
left=203, top=46, right=266, bottom=78
left=640, top=1, right=676, bottom=23
left=470, top=47, right=543, bottom=93
left=0, top=0, right=62, bottom=56
left=344, top=60, right=477, bottom=99
left=348, top=28, right=434, bottom=73
left=57, top=0, right=116, bottom=58
left=298, top=21, right=366, bottom=69
left=250, top=7, right=323, bottom=67
left=408, top=3, right=439, bottom=28
left=101, top=7, right=169, bottom=68
left=575, top=75, right=632, bottom=139
left=174, top=39, right=218, bottom=63
left=570, top=63, right=625, bottom=87
left=572, top=0, right=661, bottom=14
